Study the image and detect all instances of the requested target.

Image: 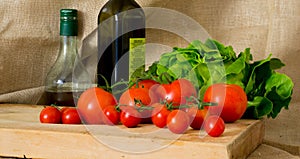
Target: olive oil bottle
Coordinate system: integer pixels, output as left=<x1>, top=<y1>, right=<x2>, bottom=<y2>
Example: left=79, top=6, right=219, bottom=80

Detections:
left=97, top=0, right=146, bottom=88
left=44, top=9, right=90, bottom=106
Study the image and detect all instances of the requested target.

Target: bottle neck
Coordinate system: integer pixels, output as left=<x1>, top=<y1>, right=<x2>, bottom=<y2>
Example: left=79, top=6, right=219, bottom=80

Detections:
left=58, top=35, right=78, bottom=62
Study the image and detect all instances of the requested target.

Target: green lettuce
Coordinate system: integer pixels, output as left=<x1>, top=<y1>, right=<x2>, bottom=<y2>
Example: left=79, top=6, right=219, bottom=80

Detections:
left=143, top=39, right=294, bottom=119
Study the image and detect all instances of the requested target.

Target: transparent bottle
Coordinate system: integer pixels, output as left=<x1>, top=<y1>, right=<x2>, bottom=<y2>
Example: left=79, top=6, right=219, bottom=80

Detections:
left=97, top=0, right=146, bottom=89
left=45, top=9, right=91, bottom=106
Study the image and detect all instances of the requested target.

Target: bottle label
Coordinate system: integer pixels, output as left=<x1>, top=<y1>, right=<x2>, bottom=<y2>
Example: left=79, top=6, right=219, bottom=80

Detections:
left=129, top=38, right=146, bottom=77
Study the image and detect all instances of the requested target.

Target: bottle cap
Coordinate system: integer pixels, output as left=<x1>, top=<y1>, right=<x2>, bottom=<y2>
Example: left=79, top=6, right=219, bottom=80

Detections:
left=60, top=9, right=78, bottom=36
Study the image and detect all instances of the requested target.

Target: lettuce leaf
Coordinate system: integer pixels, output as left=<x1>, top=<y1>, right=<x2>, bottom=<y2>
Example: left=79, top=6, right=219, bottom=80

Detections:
left=142, top=39, right=294, bottom=119
left=265, top=73, right=294, bottom=118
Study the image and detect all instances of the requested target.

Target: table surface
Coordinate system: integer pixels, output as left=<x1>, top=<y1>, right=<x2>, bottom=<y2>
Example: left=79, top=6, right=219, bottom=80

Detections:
left=0, top=104, right=297, bottom=159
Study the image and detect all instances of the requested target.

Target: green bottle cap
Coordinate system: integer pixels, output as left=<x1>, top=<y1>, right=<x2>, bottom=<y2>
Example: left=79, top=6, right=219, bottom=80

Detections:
left=60, top=9, right=78, bottom=36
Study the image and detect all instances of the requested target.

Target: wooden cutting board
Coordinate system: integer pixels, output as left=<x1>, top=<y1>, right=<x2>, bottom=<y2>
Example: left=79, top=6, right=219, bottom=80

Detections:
left=0, top=104, right=264, bottom=159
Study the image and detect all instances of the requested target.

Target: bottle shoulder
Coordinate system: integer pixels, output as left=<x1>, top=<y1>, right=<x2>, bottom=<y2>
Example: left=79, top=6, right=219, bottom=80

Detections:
left=98, top=0, right=143, bottom=22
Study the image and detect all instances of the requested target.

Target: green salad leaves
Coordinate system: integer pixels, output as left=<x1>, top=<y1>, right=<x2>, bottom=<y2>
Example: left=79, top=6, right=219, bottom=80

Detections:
left=146, top=39, right=294, bottom=119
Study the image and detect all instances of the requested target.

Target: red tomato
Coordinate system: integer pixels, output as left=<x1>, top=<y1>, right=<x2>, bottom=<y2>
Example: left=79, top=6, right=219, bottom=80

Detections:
left=103, top=105, right=120, bottom=125
left=120, top=106, right=141, bottom=128
left=155, top=83, right=174, bottom=104
left=204, top=115, right=225, bottom=137
left=167, top=110, right=190, bottom=134
left=151, top=103, right=171, bottom=128
left=134, top=80, right=161, bottom=120
left=61, top=108, right=81, bottom=124
left=156, top=79, right=197, bottom=106
left=77, top=87, right=117, bottom=124
left=131, top=79, right=160, bottom=90
left=119, top=87, right=158, bottom=107
left=203, top=83, right=247, bottom=123
left=187, top=107, right=208, bottom=130
left=39, top=106, right=61, bottom=124
left=119, top=87, right=158, bottom=123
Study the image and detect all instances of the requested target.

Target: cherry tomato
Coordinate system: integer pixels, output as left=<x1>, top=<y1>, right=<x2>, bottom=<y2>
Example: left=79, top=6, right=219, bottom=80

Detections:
left=39, top=106, right=61, bottom=124
left=77, top=87, right=117, bottom=124
left=203, top=83, right=247, bottom=123
left=187, top=107, right=208, bottom=130
left=156, top=79, right=197, bottom=106
left=131, top=79, right=160, bottom=90
left=61, top=108, right=81, bottom=124
left=151, top=103, right=171, bottom=128
left=167, top=109, right=190, bottom=134
left=119, top=87, right=158, bottom=107
left=120, top=106, right=141, bottom=128
left=171, top=78, right=197, bottom=103
left=119, top=87, right=158, bottom=123
left=155, top=84, right=174, bottom=103
left=132, top=80, right=161, bottom=120
left=204, top=115, right=225, bottom=137
left=103, top=105, right=120, bottom=125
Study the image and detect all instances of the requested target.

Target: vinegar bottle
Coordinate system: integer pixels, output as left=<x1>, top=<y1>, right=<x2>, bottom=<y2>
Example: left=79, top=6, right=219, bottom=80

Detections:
left=44, top=9, right=90, bottom=106
left=97, top=0, right=146, bottom=91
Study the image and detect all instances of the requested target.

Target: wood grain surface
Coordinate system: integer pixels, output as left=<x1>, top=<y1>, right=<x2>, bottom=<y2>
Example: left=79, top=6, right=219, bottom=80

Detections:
left=0, top=104, right=264, bottom=159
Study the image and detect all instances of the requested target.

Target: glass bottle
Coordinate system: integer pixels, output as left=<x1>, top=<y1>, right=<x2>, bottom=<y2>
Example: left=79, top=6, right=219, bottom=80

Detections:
left=97, top=0, right=146, bottom=90
left=44, top=9, right=90, bottom=106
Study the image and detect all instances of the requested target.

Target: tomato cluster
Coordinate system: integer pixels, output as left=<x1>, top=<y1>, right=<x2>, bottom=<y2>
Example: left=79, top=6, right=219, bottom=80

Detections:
left=40, top=79, right=248, bottom=137
left=39, top=106, right=81, bottom=124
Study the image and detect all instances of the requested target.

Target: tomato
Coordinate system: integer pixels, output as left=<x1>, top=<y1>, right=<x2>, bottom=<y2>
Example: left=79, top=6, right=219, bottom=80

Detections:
left=39, top=106, right=61, bottom=124
left=103, top=105, right=120, bottom=125
left=171, top=79, right=197, bottom=102
left=119, top=87, right=158, bottom=123
left=120, top=106, right=141, bottom=128
left=156, top=79, right=197, bottom=106
left=187, top=107, right=208, bottom=130
left=203, top=83, right=247, bottom=123
left=119, top=87, right=158, bottom=107
left=204, top=115, right=225, bottom=137
left=155, top=84, right=174, bottom=103
left=61, top=108, right=81, bottom=124
left=151, top=103, right=171, bottom=128
left=167, top=110, right=190, bottom=134
left=130, top=79, right=161, bottom=123
left=131, top=79, right=160, bottom=90
left=77, top=87, right=117, bottom=124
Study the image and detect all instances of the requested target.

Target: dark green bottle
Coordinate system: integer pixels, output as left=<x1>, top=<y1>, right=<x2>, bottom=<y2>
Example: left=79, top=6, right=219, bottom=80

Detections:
left=97, top=0, right=146, bottom=90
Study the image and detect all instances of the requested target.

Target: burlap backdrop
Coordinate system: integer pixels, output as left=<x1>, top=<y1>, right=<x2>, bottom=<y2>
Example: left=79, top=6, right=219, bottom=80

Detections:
left=0, top=0, right=299, bottom=155
left=0, top=0, right=299, bottom=104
